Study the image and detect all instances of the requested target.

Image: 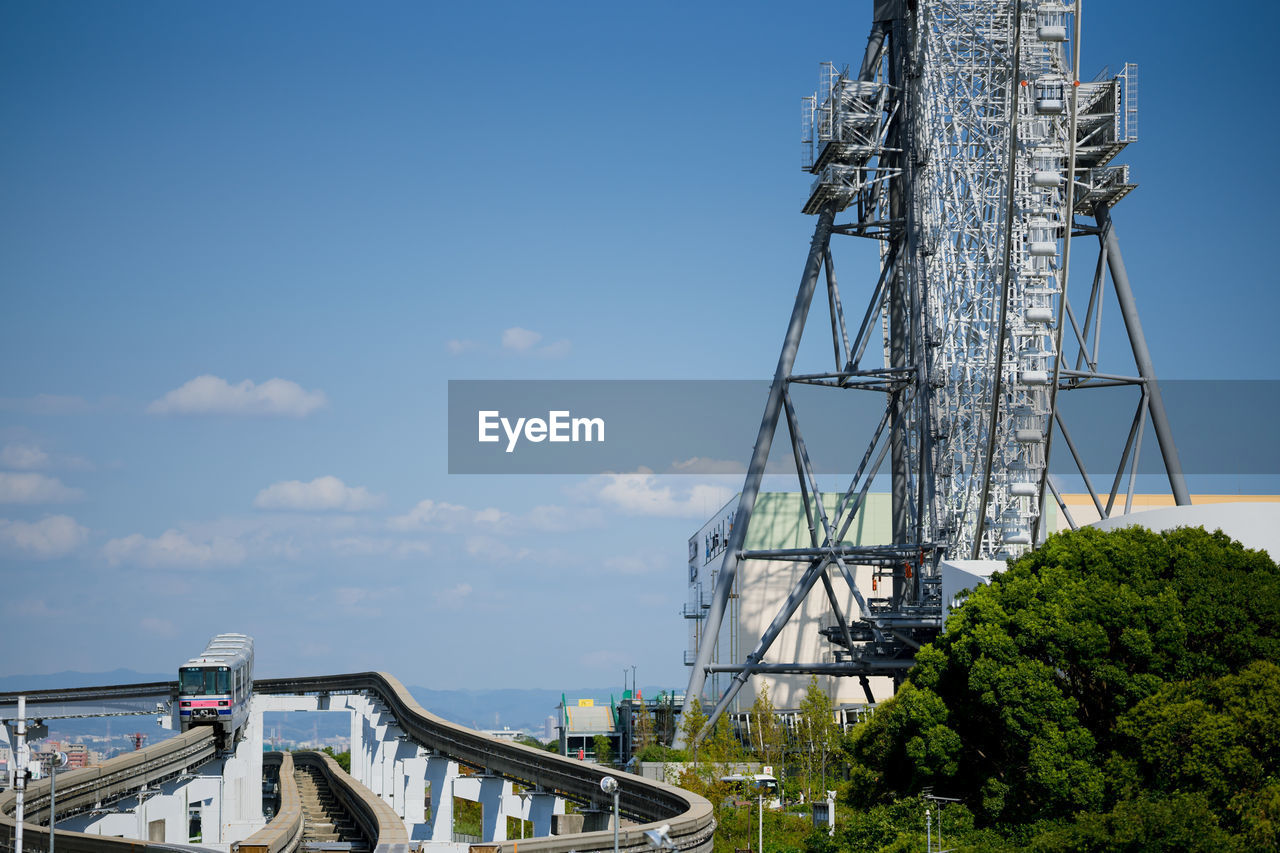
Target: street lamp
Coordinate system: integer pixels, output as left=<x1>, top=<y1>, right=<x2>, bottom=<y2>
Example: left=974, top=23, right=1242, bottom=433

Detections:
left=757, top=786, right=763, bottom=853
left=600, top=776, right=619, bottom=853
left=643, top=823, right=676, bottom=852
left=47, top=751, right=68, bottom=853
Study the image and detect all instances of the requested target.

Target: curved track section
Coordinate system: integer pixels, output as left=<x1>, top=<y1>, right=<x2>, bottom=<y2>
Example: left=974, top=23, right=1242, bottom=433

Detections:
left=0, top=727, right=216, bottom=853
left=292, top=751, right=407, bottom=853
left=237, top=752, right=303, bottom=853
left=255, top=673, right=715, bottom=853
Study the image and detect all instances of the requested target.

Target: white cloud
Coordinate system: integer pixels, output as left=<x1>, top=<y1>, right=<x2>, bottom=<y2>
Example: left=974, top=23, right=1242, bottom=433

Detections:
left=435, top=583, right=473, bottom=608
left=0, top=442, right=92, bottom=471
left=4, top=598, right=69, bottom=619
left=330, top=536, right=432, bottom=558
left=668, top=457, right=747, bottom=475
left=0, top=443, right=49, bottom=469
left=103, top=529, right=246, bottom=568
left=450, top=328, right=570, bottom=358
left=522, top=504, right=600, bottom=532
left=473, top=506, right=509, bottom=525
left=501, top=327, right=570, bottom=358
left=587, top=470, right=733, bottom=518
left=0, top=515, right=89, bottom=559
left=334, top=587, right=373, bottom=607
left=388, top=499, right=501, bottom=531
left=254, top=476, right=382, bottom=512
left=148, top=375, right=328, bottom=417
left=502, top=327, right=543, bottom=351
left=389, top=499, right=595, bottom=534
left=0, top=472, right=83, bottom=504
left=140, top=617, right=177, bottom=637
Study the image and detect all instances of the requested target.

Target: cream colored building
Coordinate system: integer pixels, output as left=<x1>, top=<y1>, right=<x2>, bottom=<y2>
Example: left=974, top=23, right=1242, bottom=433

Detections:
left=687, top=492, right=1279, bottom=713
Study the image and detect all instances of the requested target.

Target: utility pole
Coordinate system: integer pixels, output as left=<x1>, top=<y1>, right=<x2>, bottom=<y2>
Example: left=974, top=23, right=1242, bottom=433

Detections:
left=14, top=696, right=27, bottom=853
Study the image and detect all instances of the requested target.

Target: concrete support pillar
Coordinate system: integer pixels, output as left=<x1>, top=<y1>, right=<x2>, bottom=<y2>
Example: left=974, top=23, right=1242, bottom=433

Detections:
left=423, top=756, right=458, bottom=842
left=581, top=807, right=611, bottom=833
left=400, top=752, right=427, bottom=829
left=529, top=791, right=558, bottom=838
left=479, top=775, right=507, bottom=842
left=349, top=698, right=365, bottom=786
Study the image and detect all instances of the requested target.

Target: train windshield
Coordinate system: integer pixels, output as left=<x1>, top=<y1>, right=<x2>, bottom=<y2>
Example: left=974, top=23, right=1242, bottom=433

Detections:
left=180, top=667, right=231, bottom=695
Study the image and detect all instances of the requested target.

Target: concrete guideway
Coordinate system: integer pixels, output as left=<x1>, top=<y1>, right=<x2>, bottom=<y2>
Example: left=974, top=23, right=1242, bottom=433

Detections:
left=291, top=751, right=406, bottom=853
left=0, top=727, right=217, bottom=853
left=0, top=672, right=714, bottom=853
left=254, top=673, right=715, bottom=853
left=236, top=753, right=303, bottom=853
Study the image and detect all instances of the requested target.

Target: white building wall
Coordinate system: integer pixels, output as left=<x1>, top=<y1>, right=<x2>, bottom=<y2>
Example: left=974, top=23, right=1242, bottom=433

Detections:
left=687, top=495, right=897, bottom=713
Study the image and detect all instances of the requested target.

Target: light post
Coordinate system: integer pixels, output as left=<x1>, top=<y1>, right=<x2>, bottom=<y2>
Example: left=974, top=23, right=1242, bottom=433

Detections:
left=13, top=696, right=27, bottom=853
left=600, top=776, right=619, bottom=853
left=757, top=787, right=763, bottom=853
left=47, top=752, right=68, bottom=853
left=516, top=790, right=531, bottom=839
left=922, top=792, right=959, bottom=852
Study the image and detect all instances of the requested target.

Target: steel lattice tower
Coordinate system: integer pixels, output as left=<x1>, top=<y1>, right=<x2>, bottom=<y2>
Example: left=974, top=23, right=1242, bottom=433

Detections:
left=681, top=0, right=1189, bottom=744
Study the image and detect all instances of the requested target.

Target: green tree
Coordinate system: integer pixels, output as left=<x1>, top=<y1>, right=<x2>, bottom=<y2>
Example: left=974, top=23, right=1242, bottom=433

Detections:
left=680, top=696, right=709, bottom=766
left=321, top=746, right=351, bottom=773
left=846, top=525, right=1280, bottom=838
left=634, top=699, right=656, bottom=753
left=593, top=734, right=613, bottom=766
left=797, top=675, right=839, bottom=801
left=747, top=679, right=785, bottom=770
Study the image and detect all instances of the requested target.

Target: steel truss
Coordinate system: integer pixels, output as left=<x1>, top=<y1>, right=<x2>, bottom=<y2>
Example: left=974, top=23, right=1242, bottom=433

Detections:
left=680, top=0, right=1188, bottom=745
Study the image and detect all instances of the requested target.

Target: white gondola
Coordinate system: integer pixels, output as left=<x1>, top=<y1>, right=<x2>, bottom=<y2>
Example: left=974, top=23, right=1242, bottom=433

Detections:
left=1034, top=77, right=1066, bottom=114
left=1036, top=4, right=1069, bottom=42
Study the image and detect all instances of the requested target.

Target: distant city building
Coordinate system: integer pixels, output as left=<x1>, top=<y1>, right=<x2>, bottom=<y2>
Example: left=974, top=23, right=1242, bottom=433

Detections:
left=557, top=697, right=619, bottom=764
left=558, top=692, right=681, bottom=765
left=480, top=727, right=529, bottom=743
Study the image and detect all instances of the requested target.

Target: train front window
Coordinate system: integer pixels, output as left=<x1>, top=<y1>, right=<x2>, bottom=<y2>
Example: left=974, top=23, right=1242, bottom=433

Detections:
left=217, top=669, right=230, bottom=694
left=180, top=668, right=215, bottom=696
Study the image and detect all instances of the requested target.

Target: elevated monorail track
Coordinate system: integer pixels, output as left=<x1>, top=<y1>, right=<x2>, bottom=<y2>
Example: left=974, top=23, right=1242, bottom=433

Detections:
left=237, top=752, right=303, bottom=853
left=1, top=672, right=714, bottom=853
left=0, top=727, right=217, bottom=853
left=254, top=673, right=715, bottom=853
left=291, top=751, right=406, bottom=853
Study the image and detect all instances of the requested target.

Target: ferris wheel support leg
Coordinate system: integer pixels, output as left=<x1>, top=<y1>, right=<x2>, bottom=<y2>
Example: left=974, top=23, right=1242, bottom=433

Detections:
left=1094, top=202, right=1190, bottom=506
left=675, top=205, right=837, bottom=748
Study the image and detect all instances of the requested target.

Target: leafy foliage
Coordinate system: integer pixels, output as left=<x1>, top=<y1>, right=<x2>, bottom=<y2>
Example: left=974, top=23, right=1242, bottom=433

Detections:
left=840, top=525, right=1280, bottom=848
left=746, top=679, right=785, bottom=771
left=593, top=733, right=613, bottom=766
left=320, top=746, right=351, bottom=773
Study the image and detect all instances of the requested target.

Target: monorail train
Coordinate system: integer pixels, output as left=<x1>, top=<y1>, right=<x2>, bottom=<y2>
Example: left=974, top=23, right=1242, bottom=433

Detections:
left=178, top=633, right=254, bottom=745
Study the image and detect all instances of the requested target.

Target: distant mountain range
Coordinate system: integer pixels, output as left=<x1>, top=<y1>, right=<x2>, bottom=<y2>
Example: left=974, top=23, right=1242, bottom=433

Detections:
left=0, top=670, right=673, bottom=742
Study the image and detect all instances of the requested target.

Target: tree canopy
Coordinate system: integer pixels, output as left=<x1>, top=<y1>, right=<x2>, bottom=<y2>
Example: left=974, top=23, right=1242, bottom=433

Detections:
left=841, top=525, right=1280, bottom=851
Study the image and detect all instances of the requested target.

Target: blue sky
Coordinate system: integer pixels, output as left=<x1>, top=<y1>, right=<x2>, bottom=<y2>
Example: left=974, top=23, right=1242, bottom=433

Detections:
left=2, top=2, right=1277, bottom=689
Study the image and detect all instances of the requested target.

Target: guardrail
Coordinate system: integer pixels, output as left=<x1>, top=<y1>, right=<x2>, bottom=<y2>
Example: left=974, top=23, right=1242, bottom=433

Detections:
left=292, top=751, right=407, bottom=853
left=0, top=684, right=177, bottom=707
left=235, top=752, right=302, bottom=853
left=255, top=673, right=716, bottom=853
left=0, top=727, right=216, bottom=853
